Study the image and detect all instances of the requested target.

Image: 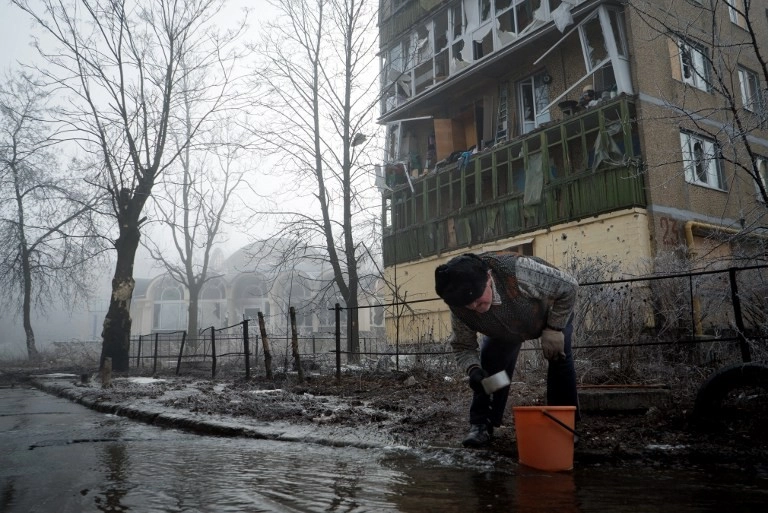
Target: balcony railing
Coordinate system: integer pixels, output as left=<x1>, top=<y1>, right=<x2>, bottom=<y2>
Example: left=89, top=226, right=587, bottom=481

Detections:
left=382, top=96, right=646, bottom=267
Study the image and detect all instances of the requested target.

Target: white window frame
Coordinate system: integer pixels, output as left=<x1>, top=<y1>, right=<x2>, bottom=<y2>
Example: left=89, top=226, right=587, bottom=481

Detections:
left=154, top=283, right=186, bottom=331
left=738, top=66, right=762, bottom=113
left=580, top=12, right=611, bottom=73
left=755, top=157, right=768, bottom=201
left=680, top=132, right=725, bottom=190
left=679, top=39, right=709, bottom=91
left=728, top=0, right=747, bottom=28
left=518, top=71, right=551, bottom=134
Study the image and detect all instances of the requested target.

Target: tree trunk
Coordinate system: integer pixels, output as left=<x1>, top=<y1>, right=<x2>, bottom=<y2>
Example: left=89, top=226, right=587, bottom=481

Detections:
left=346, top=274, right=360, bottom=363
left=187, top=288, right=200, bottom=351
left=101, top=223, right=141, bottom=372
left=20, top=244, right=40, bottom=361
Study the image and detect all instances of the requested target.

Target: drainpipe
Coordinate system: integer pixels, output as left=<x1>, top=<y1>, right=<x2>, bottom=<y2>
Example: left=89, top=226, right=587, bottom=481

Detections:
left=683, top=221, right=742, bottom=337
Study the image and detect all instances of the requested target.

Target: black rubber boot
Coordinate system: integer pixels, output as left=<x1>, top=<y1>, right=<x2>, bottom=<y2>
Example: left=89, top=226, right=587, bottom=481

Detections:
left=462, top=423, right=493, bottom=448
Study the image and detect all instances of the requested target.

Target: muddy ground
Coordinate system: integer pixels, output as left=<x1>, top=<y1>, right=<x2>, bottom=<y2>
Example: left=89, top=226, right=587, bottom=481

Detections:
left=2, top=364, right=767, bottom=471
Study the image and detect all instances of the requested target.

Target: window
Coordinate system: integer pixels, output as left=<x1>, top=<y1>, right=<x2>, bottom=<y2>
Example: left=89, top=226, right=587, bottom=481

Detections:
left=678, top=39, right=709, bottom=91
left=755, top=157, right=768, bottom=201
left=581, top=13, right=610, bottom=71
left=728, top=0, right=747, bottom=28
left=738, top=67, right=762, bottom=113
left=496, top=0, right=542, bottom=38
left=518, top=71, right=551, bottom=134
left=450, top=4, right=467, bottom=69
left=200, top=281, right=226, bottom=329
left=680, top=132, right=725, bottom=189
left=381, top=0, right=409, bottom=20
left=479, top=0, right=492, bottom=23
left=153, top=282, right=186, bottom=331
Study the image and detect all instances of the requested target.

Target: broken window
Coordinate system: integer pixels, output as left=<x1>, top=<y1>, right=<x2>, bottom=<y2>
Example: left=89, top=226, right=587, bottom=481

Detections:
left=680, top=132, right=724, bottom=190
left=496, top=0, right=542, bottom=42
left=581, top=14, right=609, bottom=71
left=382, top=38, right=413, bottom=113
left=480, top=0, right=492, bottom=23
left=473, top=25, right=494, bottom=60
left=678, top=39, right=709, bottom=91
left=435, top=11, right=449, bottom=81
left=518, top=71, right=551, bottom=134
left=452, top=3, right=465, bottom=39
left=416, top=23, right=431, bottom=64
left=451, top=4, right=468, bottom=70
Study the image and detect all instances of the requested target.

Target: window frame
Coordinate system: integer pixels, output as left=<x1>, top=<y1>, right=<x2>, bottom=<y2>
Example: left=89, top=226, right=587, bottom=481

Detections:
left=517, top=70, right=551, bottom=134
left=738, top=66, right=762, bottom=113
left=755, top=156, right=768, bottom=202
left=680, top=131, right=725, bottom=190
left=728, top=0, right=747, bottom=29
left=678, top=39, right=710, bottom=92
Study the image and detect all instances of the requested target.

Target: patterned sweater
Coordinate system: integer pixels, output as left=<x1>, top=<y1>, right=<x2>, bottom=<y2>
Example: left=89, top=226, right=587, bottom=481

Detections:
left=449, top=251, right=579, bottom=373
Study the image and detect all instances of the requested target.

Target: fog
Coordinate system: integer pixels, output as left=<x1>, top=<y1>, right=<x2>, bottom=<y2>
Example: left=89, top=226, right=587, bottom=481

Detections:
left=0, top=1, right=280, bottom=355
left=0, top=1, right=382, bottom=358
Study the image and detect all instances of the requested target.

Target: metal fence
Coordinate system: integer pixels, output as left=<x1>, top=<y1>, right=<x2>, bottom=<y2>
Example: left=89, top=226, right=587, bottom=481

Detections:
left=53, top=264, right=767, bottom=384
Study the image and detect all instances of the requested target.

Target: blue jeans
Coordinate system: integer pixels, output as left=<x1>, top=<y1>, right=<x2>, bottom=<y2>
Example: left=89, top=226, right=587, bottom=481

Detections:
left=469, top=319, right=579, bottom=427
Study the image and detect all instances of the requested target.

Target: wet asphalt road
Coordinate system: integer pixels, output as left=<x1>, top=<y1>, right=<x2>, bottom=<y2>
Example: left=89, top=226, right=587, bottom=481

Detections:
left=3, top=384, right=768, bottom=513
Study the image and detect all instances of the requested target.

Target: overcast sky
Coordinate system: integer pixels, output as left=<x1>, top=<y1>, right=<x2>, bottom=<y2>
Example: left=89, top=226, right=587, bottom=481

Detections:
left=0, top=0, right=279, bottom=257
left=1, top=1, right=39, bottom=70
left=1, top=0, right=269, bottom=71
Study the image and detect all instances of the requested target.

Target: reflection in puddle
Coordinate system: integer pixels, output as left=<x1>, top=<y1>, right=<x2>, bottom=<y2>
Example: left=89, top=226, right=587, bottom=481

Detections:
left=75, top=437, right=768, bottom=512
left=2, top=385, right=766, bottom=513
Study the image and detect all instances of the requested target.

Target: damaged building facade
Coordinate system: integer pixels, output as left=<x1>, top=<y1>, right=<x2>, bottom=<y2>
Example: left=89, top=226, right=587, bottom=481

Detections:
left=377, top=0, right=768, bottom=343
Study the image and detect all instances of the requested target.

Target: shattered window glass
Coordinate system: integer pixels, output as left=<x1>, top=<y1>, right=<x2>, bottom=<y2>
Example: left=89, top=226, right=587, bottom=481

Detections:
left=480, top=0, right=492, bottom=22
left=581, top=15, right=608, bottom=71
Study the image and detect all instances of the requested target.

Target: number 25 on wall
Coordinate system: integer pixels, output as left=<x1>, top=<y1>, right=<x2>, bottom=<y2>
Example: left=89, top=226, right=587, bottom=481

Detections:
left=660, top=217, right=679, bottom=246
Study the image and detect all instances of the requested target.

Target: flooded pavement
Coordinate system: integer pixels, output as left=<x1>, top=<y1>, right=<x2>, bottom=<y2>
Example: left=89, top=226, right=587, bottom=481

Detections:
left=2, top=386, right=767, bottom=512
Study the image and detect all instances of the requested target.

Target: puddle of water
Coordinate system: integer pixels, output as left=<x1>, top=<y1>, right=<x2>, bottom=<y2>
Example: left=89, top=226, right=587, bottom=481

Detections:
left=2, top=387, right=767, bottom=512
left=66, top=436, right=768, bottom=512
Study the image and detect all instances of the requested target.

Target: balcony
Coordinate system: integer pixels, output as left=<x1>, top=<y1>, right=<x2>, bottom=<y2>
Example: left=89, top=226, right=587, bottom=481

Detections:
left=382, top=96, right=646, bottom=267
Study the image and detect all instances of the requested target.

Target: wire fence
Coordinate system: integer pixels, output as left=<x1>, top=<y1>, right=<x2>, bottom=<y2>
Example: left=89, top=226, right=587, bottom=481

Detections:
left=50, top=264, right=768, bottom=386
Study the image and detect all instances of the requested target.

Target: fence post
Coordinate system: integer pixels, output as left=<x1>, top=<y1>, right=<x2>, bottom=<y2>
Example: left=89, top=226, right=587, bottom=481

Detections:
left=153, top=333, right=159, bottom=375
left=728, top=267, right=752, bottom=363
left=211, top=327, right=217, bottom=379
left=290, top=307, right=304, bottom=382
left=335, top=303, right=341, bottom=381
left=136, top=335, right=142, bottom=368
left=258, top=312, right=273, bottom=380
left=243, top=319, right=251, bottom=380
left=176, top=331, right=186, bottom=376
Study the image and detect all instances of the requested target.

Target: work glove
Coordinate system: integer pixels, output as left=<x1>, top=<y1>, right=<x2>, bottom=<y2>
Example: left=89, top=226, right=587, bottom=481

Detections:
left=540, top=328, right=566, bottom=361
left=468, top=367, right=489, bottom=394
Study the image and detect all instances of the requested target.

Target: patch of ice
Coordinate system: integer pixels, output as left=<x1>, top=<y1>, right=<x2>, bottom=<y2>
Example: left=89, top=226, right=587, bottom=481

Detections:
left=128, top=377, right=167, bottom=384
left=645, top=444, right=687, bottom=451
left=247, top=389, right=283, bottom=395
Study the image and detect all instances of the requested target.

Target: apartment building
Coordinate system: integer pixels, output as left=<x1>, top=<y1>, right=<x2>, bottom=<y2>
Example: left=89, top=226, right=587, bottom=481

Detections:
left=377, top=0, right=768, bottom=343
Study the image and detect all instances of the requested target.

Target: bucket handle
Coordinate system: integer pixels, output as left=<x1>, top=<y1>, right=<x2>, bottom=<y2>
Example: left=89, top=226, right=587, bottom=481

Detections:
left=541, top=409, right=582, bottom=439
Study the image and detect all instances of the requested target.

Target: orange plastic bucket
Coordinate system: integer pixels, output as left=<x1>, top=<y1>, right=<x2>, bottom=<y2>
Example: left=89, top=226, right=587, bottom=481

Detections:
left=513, top=406, right=576, bottom=471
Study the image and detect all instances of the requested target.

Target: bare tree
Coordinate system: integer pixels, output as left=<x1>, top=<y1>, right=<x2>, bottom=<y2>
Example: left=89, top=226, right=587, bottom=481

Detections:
left=0, top=72, right=103, bottom=361
left=249, top=0, right=381, bottom=362
left=144, top=107, right=249, bottom=343
left=630, top=0, right=768, bottom=225
left=12, top=0, right=244, bottom=370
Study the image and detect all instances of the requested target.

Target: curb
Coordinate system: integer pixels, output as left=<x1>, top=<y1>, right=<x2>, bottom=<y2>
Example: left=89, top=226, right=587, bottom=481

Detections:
left=29, top=378, right=395, bottom=450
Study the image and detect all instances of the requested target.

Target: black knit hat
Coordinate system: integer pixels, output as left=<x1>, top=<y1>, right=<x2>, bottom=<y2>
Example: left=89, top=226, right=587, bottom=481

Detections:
left=434, top=254, right=489, bottom=307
